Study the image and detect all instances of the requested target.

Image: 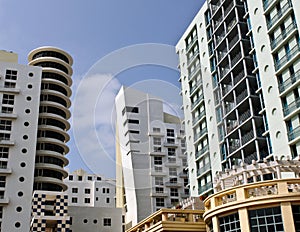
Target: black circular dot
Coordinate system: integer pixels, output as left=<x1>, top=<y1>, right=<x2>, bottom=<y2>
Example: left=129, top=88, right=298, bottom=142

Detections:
left=19, top=177, right=25, bottom=182
left=17, top=191, right=23, bottom=197
left=28, top=72, right=34, bottom=77
left=83, top=219, right=88, bottom=223
left=20, top=162, right=26, bottom=168
left=15, top=222, right=21, bottom=228
left=93, top=219, right=98, bottom=224
left=16, top=206, right=22, bottom=212
left=27, top=84, right=32, bottom=89
left=25, top=109, right=30, bottom=114
left=24, top=122, right=29, bottom=127
left=21, top=148, right=27, bottom=154
left=23, top=135, right=28, bottom=140
left=26, top=96, right=32, bottom=101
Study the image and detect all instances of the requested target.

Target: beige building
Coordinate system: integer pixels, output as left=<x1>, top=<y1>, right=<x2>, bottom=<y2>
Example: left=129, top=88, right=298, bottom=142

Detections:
left=203, top=158, right=300, bottom=232
left=126, top=209, right=205, bottom=232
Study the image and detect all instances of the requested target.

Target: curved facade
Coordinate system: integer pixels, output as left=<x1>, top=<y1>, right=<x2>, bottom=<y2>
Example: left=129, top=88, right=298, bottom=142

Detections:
left=203, top=159, right=300, bottom=232
left=28, top=46, right=73, bottom=191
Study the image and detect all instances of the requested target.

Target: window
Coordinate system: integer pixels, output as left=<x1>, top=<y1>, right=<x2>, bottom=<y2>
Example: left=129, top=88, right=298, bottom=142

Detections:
left=103, top=218, right=111, bottom=226
left=124, top=130, right=139, bottom=136
left=1, top=106, right=13, bottom=114
left=170, top=188, right=178, bottom=197
left=84, top=198, right=90, bottom=204
left=170, top=177, right=177, bottom=184
left=106, top=198, right=110, bottom=203
left=2, top=94, right=14, bottom=105
left=102, top=188, right=106, bottom=193
left=249, top=207, right=283, bottom=231
left=156, top=198, right=164, bottom=207
left=78, top=176, right=82, bottom=181
left=97, top=176, right=101, bottom=181
left=0, top=133, right=10, bottom=141
left=4, top=81, right=16, bottom=88
left=154, top=147, right=162, bottom=152
left=167, top=129, right=175, bottom=137
left=68, top=175, right=73, bottom=181
left=167, top=138, right=175, bottom=144
left=155, top=177, right=163, bottom=186
left=181, top=139, right=186, bottom=147
left=0, top=161, right=7, bottom=169
left=87, top=176, right=92, bottom=181
left=107, top=188, right=110, bottom=194
left=154, top=166, right=163, bottom=172
left=72, top=188, right=78, bottom=193
left=155, top=187, right=164, bottom=193
left=171, top=198, right=179, bottom=205
left=153, top=127, right=160, bottom=133
left=219, top=213, right=241, bottom=232
left=169, top=168, right=177, bottom=176
left=0, top=147, right=8, bottom=159
left=71, top=197, right=77, bottom=203
left=85, top=188, right=90, bottom=194
left=168, top=148, right=176, bottom=156
left=96, top=188, right=99, bottom=191
left=5, top=70, right=17, bottom=80
left=153, top=137, right=161, bottom=145
left=122, top=106, right=139, bottom=115
left=0, top=176, right=6, bottom=188
left=154, top=157, right=162, bottom=165
left=0, top=120, right=12, bottom=131
left=124, top=119, right=139, bottom=125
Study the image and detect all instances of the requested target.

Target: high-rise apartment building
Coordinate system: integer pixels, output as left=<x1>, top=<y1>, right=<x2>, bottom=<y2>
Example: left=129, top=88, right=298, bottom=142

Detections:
left=115, top=86, right=189, bottom=228
left=0, top=47, right=73, bottom=231
left=176, top=0, right=300, bottom=198
left=64, top=169, right=116, bottom=208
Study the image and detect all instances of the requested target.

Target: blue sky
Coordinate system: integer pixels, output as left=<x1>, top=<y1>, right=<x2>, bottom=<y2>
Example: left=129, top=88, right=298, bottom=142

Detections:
left=0, top=0, right=205, bottom=177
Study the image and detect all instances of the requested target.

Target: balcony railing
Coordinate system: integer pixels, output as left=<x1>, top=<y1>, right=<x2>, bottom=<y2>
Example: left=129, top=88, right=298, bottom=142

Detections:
left=236, top=89, right=248, bottom=105
left=220, top=67, right=230, bottom=79
left=279, top=69, right=300, bottom=93
left=186, top=36, right=198, bottom=52
left=227, top=120, right=238, bottom=133
left=224, top=1, right=234, bottom=16
left=198, top=164, right=211, bottom=176
left=241, top=130, right=254, bottom=145
left=267, top=1, right=292, bottom=29
left=190, top=80, right=203, bottom=95
left=229, top=35, right=239, bottom=50
left=192, top=111, right=206, bottom=126
left=270, top=22, right=297, bottom=50
left=275, top=44, right=300, bottom=71
left=199, top=182, right=213, bottom=194
left=187, top=50, right=199, bottom=66
left=231, top=53, right=242, bottom=67
left=239, top=109, right=251, bottom=124
left=165, top=181, right=182, bottom=187
left=188, top=63, right=201, bottom=80
left=283, top=98, right=300, bottom=116
left=288, top=126, right=300, bottom=141
left=233, top=71, right=245, bottom=85
left=263, top=0, right=274, bottom=10
left=194, top=128, right=208, bottom=142
left=224, top=102, right=235, bottom=114
left=195, top=145, right=209, bottom=159
left=191, top=95, right=204, bottom=109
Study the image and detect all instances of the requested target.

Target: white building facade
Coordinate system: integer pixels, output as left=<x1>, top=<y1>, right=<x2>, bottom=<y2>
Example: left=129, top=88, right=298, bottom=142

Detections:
left=64, top=169, right=116, bottom=208
left=176, top=0, right=300, bottom=198
left=115, top=86, right=189, bottom=228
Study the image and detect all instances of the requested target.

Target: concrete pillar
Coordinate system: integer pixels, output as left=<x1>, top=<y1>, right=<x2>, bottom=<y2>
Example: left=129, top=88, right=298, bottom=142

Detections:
left=212, top=216, right=220, bottom=232
left=239, top=208, right=250, bottom=232
left=281, top=202, right=296, bottom=232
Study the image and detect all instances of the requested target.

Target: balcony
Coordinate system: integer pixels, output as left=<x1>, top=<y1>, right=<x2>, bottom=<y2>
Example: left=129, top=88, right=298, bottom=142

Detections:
left=239, top=110, right=251, bottom=124
left=222, top=84, right=233, bottom=96
left=275, top=45, right=300, bottom=71
left=151, top=189, right=169, bottom=197
left=189, top=80, right=203, bottom=95
left=231, top=53, right=242, bottom=67
left=228, top=35, right=239, bottom=50
left=279, top=69, right=300, bottom=93
left=263, top=0, right=274, bottom=11
left=165, top=181, right=182, bottom=188
left=288, top=126, right=300, bottom=141
left=197, top=164, right=211, bottom=176
left=192, top=111, right=206, bottom=126
left=188, top=63, right=201, bottom=80
left=283, top=98, right=300, bottom=117
left=227, top=120, right=238, bottom=134
left=267, top=1, right=292, bottom=30
left=233, top=71, right=245, bottom=85
left=241, top=130, right=254, bottom=145
left=270, top=22, right=297, bottom=50
left=199, top=182, right=213, bottom=195
left=194, top=128, right=208, bottom=142
left=224, top=102, right=235, bottom=114
left=191, top=94, right=204, bottom=109
left=163, top=141, right=179, bottom=147
left=220, top=66, right=230, bottom=79
left=224, top=1, right=234, bottom=17
left=236, top=89, right=248, bottom=105
left=195, top=145, right=209, bottom=160
left=186, top=36, right=198, bottom=52
left=187, top=50, right=199, bottom=66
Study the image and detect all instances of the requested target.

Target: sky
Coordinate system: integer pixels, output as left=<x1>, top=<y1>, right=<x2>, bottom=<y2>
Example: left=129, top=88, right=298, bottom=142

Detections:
left=0, top=0, right=205, bottom=178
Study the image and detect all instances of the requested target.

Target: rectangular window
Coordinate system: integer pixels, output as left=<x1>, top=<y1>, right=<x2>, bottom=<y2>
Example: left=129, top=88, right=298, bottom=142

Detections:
left=4, top=81, right=16, bottom=88
left=169, top=168, right=177, bottom=176
left=107, top=188, right=110, bottom=194
left=0, top=161, right=7, bottom=169
left=125, top=130, right=139, bottom=136
left=85, top=188, right=90, bottom=194
left=167, top=138, right=175, bottom=144
left=78, top=176, right=82, bottom=181
left=155, top=187, right=164, bottom=193
left=0, top=176, right=6, bottom=188
left=5, top=70, right=17, bottom=80
left=0, top=120, right=12, bottom=131
left=102, top=188, right=106, bottom=193
left=2, top=94, right=14, bottom=105
left=71, top=197, right=77, bottom=203
left=154, top=157, right=162, bottom=165
left=153, top=127, right=160, bottom=133
left=153, top=137, right=161, bottom=145
left=0, top=147, right=9, bottom=159
left=168, top=148, right=176, bottom=156
left=249, top=207, right=283, bottom=231
left=72, top=188, right=78, bottom=193
left=156, top=198, right=164, bottom=207
left=167, top=129, right=175, bottom=137
left=122, top=106, right=139, bottom=115
left=170, top=188, right=178, bottom=197
left=97, top=176, right=101, bottom=181
left=0, top=133, right=10, bottom=141
left=154, top=147, right=162, bottom=152
left=106, top=198, right=110, bottom=203
left=155, top=177, right=163, bottom=186
left=84, top=198, right=90, bottom=204
left=103, top=218, right=112, bottom=226
left=0, top=206, right=2, bottom=218
left=181, top=139, right=186, bottom=147
left=128, top=119, right=139, bottom=124
left=87, top=176, right=92, bottom=181
left=154, top=166, right=163, bottom=172
left=1, top=106, right=13, bottom=114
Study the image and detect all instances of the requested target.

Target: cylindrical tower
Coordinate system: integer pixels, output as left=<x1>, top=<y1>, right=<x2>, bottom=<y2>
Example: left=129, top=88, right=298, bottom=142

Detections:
left=28, top=46, right=73, bottom=191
